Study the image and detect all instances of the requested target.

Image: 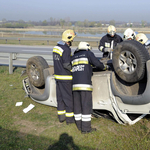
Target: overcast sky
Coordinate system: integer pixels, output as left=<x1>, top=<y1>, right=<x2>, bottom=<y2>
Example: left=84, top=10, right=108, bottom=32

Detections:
left=0, top=0, right=150, bottom=22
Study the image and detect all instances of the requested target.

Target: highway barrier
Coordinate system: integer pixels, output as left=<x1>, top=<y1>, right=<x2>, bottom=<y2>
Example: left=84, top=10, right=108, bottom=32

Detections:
left=0, top=52, right=53, bottom=74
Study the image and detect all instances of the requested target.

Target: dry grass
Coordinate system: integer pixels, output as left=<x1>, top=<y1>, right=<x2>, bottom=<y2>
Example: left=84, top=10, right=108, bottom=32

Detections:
left=0, top=26, right=150, bottom=33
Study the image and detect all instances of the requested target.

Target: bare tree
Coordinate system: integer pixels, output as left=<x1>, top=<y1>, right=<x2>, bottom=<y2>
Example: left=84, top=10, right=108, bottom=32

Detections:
left=109, top=20, right=116, bottom=26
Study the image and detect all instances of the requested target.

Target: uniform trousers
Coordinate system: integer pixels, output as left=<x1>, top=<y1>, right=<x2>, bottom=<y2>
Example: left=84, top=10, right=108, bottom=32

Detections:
left=56, top=81, right=74, bottom=123
left=73, top=91, right=92, bottom=132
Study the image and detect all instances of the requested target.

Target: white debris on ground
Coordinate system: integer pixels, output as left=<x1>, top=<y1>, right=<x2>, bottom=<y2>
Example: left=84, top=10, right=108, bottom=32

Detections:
left=15, top=102, right=23, bottom=106
left=15, top=101, right=35, bottom=113
left=23, top=104, right=35, bottom=113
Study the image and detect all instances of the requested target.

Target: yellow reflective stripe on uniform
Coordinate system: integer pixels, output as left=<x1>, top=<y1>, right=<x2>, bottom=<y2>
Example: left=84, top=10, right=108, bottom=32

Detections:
left=100, top=46, right=104, bottom=51
left=66, top=112, right=74, bottom=117
left=58, top=110, right=66, bottom=115
left=73, top=87, right=93, bottom=91
left=105, top=42, right=110, bottom=48
left=53, top=46, right=64, bottom=56
left=72, top=60, right=88, bottom=66
left=72, top=58, right=88, bottom=66
left=53, top=48, right=62, bottom=56
left=73, top=84, right=93, bottom=91
left=54, top=74, right=72, bottom=80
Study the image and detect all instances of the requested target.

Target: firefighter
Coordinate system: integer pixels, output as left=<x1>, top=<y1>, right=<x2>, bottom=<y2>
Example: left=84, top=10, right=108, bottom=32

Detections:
left=53, top=29, right=76, bottom=124
left=123, top=28, right=136, bottom=40
left=136, top=33, right=150, bottom=50
left=98, top=25, right=123, bottom=58
left=72, top=42, right=107, bottom=134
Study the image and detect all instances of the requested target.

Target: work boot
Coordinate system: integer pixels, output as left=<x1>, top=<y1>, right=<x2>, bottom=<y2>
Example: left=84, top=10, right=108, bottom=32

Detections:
left=59, top=115, right=66, bottom=123
left=66, top=118, right=75, bottom=125
left=59, top=120, right=65, bottom=123
left=66, top=120, right=75, bottom=125
left=81, top=128, right=97, bottom=134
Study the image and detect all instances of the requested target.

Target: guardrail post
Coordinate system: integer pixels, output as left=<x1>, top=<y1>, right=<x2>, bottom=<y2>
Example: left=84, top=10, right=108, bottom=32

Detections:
left=6, top=39, right=7, bottom=44
left=9, top=53, right=13, bottom=74
left=18, top=38, right=20, bottom=44
left=47, top=40, right=49, bottom=45
left=12, top=53, right=17, bottom=60
left=97, top=41, right=99, bottom=47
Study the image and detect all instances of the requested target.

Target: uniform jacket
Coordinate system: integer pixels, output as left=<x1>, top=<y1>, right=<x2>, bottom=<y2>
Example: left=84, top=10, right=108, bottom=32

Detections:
left=98, top=34, right=123, bottom=57
left=71, top=50, right=105, bottom=91
left=145, top=40, right=150, bottom=50
left=53, top=41, right=72, bottom=82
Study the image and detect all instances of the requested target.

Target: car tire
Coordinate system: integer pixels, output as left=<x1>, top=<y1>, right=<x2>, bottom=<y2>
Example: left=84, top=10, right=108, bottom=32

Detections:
left=26, top=56, right=49, bottom=87
left=112, top=40, right=150, bottom=83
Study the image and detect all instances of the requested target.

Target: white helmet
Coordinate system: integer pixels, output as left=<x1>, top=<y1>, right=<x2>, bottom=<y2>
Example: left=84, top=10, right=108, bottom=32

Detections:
left=123, top=28, right=135, bottom=40
left=77, top=42, right=92, bottom=51
left=107, top=25, right=116, bottom=36
left=136, top=33, right=148, bottom=45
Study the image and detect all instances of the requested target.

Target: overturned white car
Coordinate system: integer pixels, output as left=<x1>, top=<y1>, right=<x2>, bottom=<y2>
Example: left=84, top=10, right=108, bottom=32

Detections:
left=23, top=40, right=150, bottom=125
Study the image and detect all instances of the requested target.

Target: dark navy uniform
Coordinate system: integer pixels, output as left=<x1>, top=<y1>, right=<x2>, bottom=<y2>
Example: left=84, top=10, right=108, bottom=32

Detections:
left=145, top=40, right=150, bottom=50
left=71, top=49, right=105, bottom=132
left=98, top=33, right=123, bottom=57
left=53, top=41, right=74, bottom=123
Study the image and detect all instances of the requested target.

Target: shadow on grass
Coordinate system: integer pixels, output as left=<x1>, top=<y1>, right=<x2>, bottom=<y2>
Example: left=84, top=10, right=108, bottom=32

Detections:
left=48, top=133, right=80, bottom=150
left=0, top=127, right=94, bottom=150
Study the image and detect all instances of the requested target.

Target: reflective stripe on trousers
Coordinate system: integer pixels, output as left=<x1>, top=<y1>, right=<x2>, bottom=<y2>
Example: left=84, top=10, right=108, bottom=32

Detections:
left=66, top=112, right=74, bottom=117
left=73, top=84, right=93, bottom=91
left=82, top=114, right=91, bottom=121
left=74, top=114, right=91, bottom=121
left=58, top=110, right=66, bottom=115
left=58, top=111, right=74, bottom=117
left=74, top=114, right=82, bottom=121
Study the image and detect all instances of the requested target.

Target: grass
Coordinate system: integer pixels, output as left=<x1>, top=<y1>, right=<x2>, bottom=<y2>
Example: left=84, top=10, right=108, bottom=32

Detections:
left=0, top=66, right=150, bottom=150
left=0, top=39, right=82, bottom=47
left=0, top=38, right=98, bottom=47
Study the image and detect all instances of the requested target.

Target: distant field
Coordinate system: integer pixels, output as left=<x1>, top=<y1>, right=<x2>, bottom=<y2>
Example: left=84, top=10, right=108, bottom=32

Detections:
left=0, top=26, right=150, bottom=33
left=0, top=26, right=150, bottom=47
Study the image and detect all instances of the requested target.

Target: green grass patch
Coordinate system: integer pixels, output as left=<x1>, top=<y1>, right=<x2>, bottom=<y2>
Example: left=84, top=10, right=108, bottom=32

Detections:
left=0, top=66, right=150, bottom=150
left=0, top=39, right=95, bottom=47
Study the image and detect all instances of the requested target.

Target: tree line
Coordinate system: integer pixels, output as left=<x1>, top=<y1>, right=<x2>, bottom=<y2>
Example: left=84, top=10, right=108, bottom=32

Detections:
left=0, top=18, right=149, bottom=28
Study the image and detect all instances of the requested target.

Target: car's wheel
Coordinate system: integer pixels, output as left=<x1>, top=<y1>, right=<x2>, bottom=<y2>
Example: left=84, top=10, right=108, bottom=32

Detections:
left=26, top=56, right=49, bottom=87
left=112, top=40, right=150, bottom=83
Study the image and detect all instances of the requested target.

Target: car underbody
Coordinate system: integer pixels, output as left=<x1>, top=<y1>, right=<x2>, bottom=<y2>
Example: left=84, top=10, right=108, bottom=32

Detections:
left=22, top=40, right=150, bottom=125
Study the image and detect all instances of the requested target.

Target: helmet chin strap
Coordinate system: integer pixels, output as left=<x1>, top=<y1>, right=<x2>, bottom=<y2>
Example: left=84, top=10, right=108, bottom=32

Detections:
left=66, top=41, right=72, bottom=47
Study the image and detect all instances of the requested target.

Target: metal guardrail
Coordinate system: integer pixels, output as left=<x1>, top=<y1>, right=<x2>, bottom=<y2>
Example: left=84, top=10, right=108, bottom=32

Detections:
left=0, top=52, right=53, bottom=74
left=0, top=37, right=101, bottom=74
left=0, top=36, right=100, bottom=43
left=0, top=47, right=102, bottom=74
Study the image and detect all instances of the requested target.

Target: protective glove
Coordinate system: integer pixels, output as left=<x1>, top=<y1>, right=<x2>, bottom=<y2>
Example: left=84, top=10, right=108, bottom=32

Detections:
left=103, top=65, right=111, bottom=71
left=104, top=48, right=112, bottom=53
